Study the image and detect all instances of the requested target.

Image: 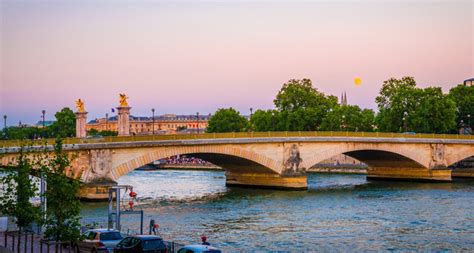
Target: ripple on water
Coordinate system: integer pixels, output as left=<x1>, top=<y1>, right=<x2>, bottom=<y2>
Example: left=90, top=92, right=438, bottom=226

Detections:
left=78, top=170, right=474, bottom=251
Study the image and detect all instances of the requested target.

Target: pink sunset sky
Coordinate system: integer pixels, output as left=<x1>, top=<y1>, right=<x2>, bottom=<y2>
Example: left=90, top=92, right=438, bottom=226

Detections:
left=1, top=0, right=473, bottom=125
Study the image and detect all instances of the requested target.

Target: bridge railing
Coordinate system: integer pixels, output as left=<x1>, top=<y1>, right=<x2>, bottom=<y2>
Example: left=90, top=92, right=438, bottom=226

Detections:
left=0, top=131, right=472, bottom=147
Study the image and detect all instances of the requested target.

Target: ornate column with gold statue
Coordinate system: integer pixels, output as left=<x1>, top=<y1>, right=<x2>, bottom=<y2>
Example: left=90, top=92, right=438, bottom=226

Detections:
left=117, top=94, right=131, bottom=136
left=75, top=99, right=88, bottom=138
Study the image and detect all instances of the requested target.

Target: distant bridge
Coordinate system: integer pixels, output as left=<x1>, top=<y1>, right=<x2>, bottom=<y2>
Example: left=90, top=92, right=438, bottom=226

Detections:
left=1, top=132, right=473, bottom=200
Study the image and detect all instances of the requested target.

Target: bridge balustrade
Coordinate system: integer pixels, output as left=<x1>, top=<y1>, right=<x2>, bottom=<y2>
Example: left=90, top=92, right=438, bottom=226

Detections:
left=0, top=131, right=472, bottom=148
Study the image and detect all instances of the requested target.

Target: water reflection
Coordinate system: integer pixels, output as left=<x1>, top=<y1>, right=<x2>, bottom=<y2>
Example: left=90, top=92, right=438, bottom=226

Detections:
left=77, top=170, right=474, bottom=251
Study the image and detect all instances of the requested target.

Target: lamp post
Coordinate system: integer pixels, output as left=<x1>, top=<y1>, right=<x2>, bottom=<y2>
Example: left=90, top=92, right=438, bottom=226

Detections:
left=152, top=108, right=155, bottom=135
left=249, top=108, right=253, bottom=132
left=341, top=115, right=346, bottom=131
left=196, top=112, right=200, bottom=134
left=41, top=110, right=46, bottom=138
left=3, top=115, right=6, bottom=131
left=468, top=114, right=471, bottom=127
left=40, top=110, right=47, bottom=232
left=41, top=110, right=46, bottom=127
left=105, top=113, right=109, bottom=131
left=403, top=111, right=408, bottom=132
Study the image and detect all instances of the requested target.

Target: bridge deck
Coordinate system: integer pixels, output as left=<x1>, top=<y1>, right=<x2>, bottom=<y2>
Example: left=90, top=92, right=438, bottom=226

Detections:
left=0, top=131, right=473, bottom=149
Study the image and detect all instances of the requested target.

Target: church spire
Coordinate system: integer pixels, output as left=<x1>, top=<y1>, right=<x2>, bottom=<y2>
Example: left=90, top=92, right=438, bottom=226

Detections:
left=341, top=91, right=347, bottom=105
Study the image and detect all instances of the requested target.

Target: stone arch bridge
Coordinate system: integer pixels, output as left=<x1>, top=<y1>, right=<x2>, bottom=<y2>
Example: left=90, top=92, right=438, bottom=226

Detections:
left=1, top=135, right=473, bottom=200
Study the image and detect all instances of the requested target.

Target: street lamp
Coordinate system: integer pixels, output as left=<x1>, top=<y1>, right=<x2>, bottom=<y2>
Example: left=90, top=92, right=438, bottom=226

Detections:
left=250, top=108, right=253, bottom=118
left=151, top=108, right=155, bottom=135
left=341, top=115, right=346, bottom=131
left=196, top=112, right=200, bottom=134
left=403, top=111, right=408, bottom=132
left=105, top=113, right=109, bottom=131
left=3, top=115, right=6, bottom=131
left=468, top=114, right=471, bottom=127
left=41, top=110, right=46, bottom=138
left=41, top=110, right=46, bottom=127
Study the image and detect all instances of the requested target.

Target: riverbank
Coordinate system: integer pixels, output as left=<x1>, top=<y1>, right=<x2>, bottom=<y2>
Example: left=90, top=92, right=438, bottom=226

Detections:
left=307, top=167, right=367, bottom=174
left=137, top=164, right=223, bottom=171
left=307, top=165, right=368, bottom=174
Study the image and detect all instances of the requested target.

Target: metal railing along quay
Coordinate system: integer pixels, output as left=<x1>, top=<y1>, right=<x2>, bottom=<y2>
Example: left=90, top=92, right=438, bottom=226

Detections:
left=0, top=131, right=473, bottom=148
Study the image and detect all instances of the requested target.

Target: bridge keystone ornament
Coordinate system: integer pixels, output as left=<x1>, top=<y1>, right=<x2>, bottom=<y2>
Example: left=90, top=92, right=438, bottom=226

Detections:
left=430, top=143, right=447, bottom=169
left=282, top=143, right=306, bottom=176
left=81, top=149, right=114, bottom=183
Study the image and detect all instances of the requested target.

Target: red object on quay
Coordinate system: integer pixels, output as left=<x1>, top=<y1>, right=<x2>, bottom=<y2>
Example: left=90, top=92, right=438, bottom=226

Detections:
left=129, top=191, right=137, bottom=198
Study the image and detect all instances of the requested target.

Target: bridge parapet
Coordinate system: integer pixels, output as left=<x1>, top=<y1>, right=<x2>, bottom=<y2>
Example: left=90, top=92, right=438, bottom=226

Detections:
left=1, top=131, right=473, bottom=148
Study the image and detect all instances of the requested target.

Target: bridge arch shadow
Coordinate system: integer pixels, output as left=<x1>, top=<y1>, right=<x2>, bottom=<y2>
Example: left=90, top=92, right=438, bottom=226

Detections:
left=303, top=148, right=427, bottom=170
left=109, top=146, right=282, bottom=182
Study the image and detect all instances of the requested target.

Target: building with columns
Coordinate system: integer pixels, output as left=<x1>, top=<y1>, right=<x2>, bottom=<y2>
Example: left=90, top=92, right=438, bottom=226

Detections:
left=86, top=114, right=210, bottom=135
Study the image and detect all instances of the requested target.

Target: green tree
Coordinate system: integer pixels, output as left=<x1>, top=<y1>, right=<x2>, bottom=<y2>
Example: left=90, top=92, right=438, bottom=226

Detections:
left=251, top=110, right=279, bottom=131
left=271, top=79, right=338, bottom=130
left=40, top=138, right=81, bottom=242
left=320, top=105, right=375, bottom=132
left=0, top=146, right=40, bottom=233
left=49, top=108, right=76, bottom=138
left=87, top=129, right=118, bottom=136
left=409, top=87, right=456, bottom=133
left=448, top=84, right=474, bottom=129
left=0, top=126, right=43, bottom=140
left=375, top=77, right=457, bottom=133
left=206, top=108, right=249, bottom=133
left=375, top=77, right=418, bottom=132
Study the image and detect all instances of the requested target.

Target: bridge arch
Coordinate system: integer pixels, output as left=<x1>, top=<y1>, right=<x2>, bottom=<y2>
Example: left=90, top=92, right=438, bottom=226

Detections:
left=109, top=145, right=283, bottom=182
left=446, top=148, right=474, bottom=167
left=301, top=143, right=430, bottom=169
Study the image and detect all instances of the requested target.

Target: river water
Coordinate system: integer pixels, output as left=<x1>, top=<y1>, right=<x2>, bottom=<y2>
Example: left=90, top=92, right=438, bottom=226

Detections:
left=79, top=170, right=474, bottom=252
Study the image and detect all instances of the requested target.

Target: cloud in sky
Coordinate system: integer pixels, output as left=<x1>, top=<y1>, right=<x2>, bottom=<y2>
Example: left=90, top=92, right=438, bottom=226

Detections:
left=1, top=0, right=472, bottom=125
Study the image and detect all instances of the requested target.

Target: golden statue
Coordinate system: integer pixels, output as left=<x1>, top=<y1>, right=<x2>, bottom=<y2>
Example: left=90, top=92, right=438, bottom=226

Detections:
left=75, top=99, right=86, bottom=112
left=119, top=93, right=129, bottom=107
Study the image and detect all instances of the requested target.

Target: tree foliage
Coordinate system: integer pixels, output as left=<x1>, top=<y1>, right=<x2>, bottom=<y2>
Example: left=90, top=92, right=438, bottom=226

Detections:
left=375, top=77, right=419, bottom=132
left=448, top=84, right=474, bottom=129
left=320, top=105, right=375, bottom=132
left=0, top=146, right=40, bottom=231
left=274, top=79, right=335, bottom=112
left=206, top=108, right=249, bottom=133
left=1, top=107, right=76, bottom=140
left=0, top=126, right=45, bottom=140
left=49, top=108, right=76, bottom=138
left=252, top=79, right=338, bottom=131
left=375, top=77, right=456, bottom=133
left=409, top=87, right=456, bottom=133
left=40, top=139, right=81, bottom=242
left=87, top=128, right=118, bottom=136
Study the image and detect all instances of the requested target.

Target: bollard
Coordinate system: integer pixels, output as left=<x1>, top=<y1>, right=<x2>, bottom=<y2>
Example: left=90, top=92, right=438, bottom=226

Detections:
left=24, top=233, right=27, bottom=253
left=17, top=232, right=20, bottom=253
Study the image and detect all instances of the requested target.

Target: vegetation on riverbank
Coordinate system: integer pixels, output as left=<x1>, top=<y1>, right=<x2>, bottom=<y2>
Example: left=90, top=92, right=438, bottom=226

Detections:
left=0, top=138, right=82, bottom=243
